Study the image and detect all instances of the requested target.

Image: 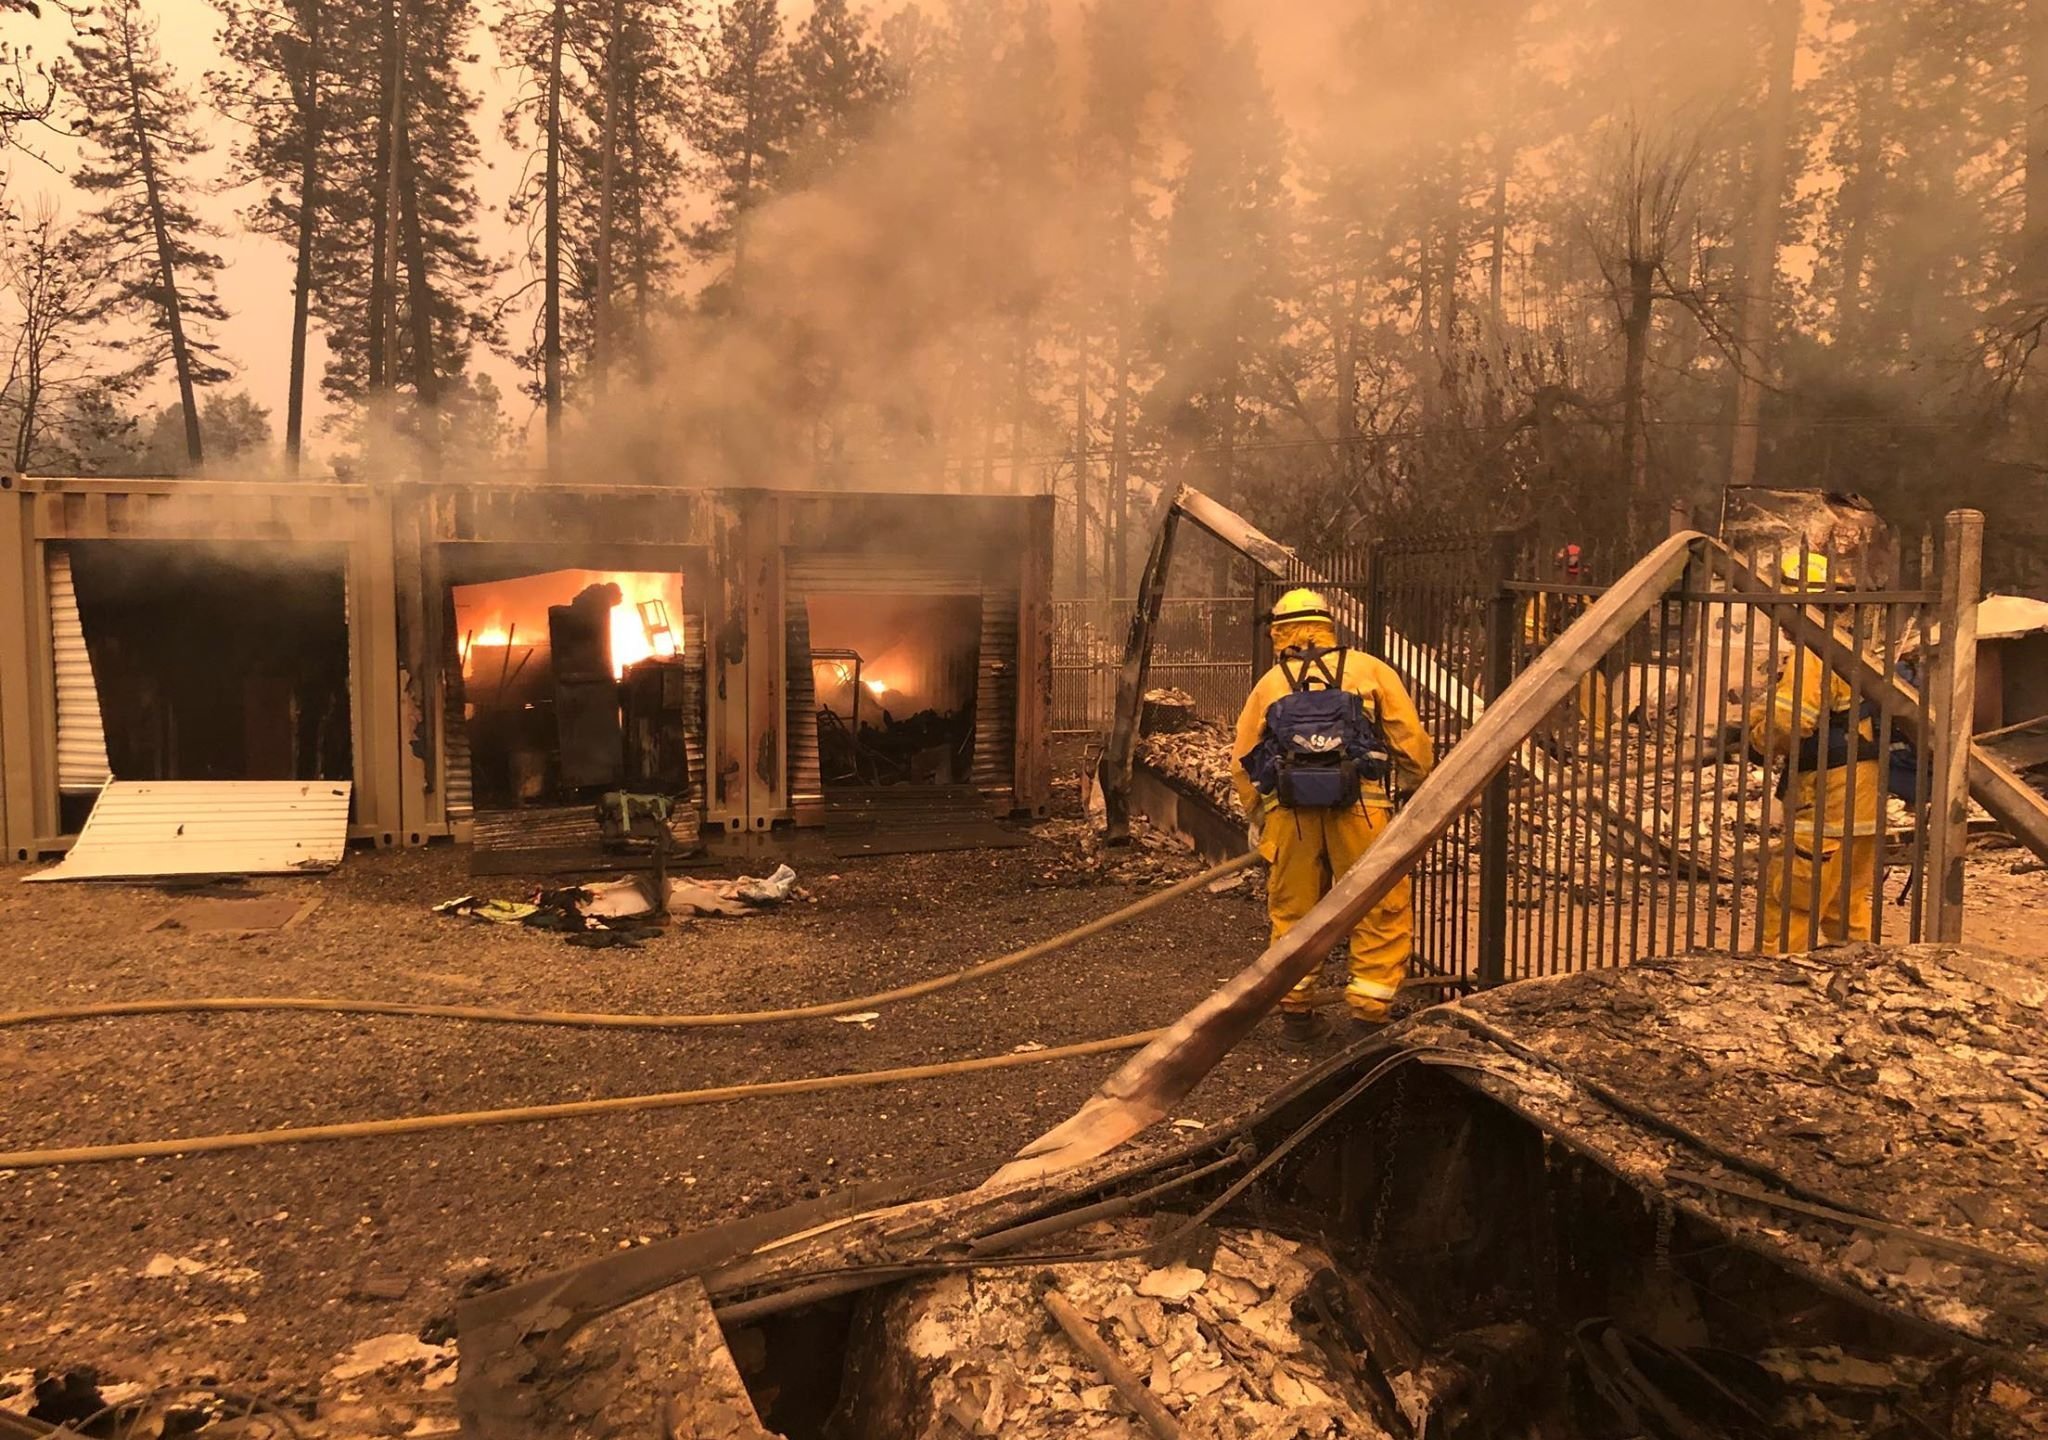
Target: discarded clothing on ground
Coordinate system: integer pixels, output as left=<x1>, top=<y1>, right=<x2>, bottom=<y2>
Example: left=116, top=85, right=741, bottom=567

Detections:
left=432, top=896, right=539, bottom=925
left=434, top=865, right=801, bottom=937
left=433, top=887, right=660, bottom=946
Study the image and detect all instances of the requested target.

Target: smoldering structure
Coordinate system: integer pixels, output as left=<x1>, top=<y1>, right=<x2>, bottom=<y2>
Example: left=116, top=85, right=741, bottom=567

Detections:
left=0, top=474, right=1054, bottom=861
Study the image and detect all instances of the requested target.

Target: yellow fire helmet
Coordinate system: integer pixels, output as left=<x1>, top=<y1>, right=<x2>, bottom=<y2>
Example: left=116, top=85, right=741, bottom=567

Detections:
left=1270, top=587, right=1334, bottom=627
left=1778, top=550, right=1832, bottom=591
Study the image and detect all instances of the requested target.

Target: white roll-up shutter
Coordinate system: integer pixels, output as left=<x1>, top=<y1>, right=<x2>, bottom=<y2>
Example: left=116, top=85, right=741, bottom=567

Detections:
left=49, top=548, right=112, bottom=794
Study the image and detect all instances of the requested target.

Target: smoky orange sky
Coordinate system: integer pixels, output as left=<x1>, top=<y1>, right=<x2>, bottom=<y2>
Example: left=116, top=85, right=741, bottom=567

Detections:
left=10, top=0, right=551, bottom=455
left=4, top=0, right=1328, bottom=463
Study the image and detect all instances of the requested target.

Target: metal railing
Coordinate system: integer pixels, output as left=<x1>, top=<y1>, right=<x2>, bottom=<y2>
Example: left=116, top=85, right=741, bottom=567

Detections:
left=1053, top=597, right=1255, bottom=732
left=1264, top=520, right=1968, bottom=982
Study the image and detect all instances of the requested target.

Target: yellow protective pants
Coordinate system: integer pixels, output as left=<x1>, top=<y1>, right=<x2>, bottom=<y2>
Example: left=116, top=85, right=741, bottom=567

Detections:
left=1758, top=833, right=1878, bottom=953
left=1578, top=670, right=1611, bottom=752
left=1263, top=803, right=1411, bottom=1022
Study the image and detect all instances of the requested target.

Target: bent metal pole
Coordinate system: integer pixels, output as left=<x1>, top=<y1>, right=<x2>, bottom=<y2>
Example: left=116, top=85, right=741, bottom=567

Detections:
left=986, top=531, right=1703, bottom=1191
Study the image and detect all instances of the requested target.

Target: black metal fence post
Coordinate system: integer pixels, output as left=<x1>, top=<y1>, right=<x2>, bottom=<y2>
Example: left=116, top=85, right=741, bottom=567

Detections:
left=1477, top=528, right=1519, bottom=987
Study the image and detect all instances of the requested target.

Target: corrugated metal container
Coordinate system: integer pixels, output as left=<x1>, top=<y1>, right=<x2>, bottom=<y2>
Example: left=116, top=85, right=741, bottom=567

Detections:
left=47, top=548, right=111, bottom=793
left=25, top=780, right=353, bottom=880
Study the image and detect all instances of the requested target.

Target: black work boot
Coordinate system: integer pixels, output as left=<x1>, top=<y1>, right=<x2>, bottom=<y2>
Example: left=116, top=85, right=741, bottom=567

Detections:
left=1278, top=1010, right=1333, bottom=1047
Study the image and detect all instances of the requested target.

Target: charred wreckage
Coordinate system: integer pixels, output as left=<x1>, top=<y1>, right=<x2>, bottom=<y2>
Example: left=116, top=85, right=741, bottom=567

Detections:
left=456, top=943, right=2048, bottom=1440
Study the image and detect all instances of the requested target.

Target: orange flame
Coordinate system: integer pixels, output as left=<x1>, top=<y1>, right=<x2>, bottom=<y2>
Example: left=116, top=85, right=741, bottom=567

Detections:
left=455, top=570, right=682, bottom=681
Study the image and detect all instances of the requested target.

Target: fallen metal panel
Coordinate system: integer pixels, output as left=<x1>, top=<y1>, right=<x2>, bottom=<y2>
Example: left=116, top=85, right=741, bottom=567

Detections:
left=24, top=780, right=352, bottom=881
left=46, top=547, right=110, bottom=795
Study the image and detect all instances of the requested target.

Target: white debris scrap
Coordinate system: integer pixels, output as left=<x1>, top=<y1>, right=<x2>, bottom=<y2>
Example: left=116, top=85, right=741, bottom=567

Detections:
left=329, top=1333, right=457, bottom=1384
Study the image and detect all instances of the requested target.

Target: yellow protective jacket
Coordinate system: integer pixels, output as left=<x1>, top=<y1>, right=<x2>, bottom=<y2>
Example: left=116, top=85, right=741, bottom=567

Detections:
left=1745, top=643, right=1883, bottom=844
left=1232, top=627, right=1435, bottom=819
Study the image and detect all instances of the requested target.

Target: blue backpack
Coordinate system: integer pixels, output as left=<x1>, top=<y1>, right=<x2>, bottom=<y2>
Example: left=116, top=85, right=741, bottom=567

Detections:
left=1242, top=647, right=1393, bottom=809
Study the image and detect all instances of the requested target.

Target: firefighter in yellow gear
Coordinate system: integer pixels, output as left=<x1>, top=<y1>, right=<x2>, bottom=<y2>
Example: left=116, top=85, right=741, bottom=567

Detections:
left=1523, top=543, right=1611, bottom=753
left=1233, top=589, right=1435, bottom=1039
left=1747, top=551, right=1883, bottom=952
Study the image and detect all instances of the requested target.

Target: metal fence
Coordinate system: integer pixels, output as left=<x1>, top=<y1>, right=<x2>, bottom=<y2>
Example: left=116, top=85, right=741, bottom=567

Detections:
left=1053, top=597, right=1255, bottom=732
left=1259, top=522, right=1965, bottom=984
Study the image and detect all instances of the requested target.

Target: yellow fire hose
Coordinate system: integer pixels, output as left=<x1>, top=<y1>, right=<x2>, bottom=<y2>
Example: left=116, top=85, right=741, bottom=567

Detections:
left=0, top=854, right=1260, bottom=1034
left=0, top=1030, right=1163, bottom=1170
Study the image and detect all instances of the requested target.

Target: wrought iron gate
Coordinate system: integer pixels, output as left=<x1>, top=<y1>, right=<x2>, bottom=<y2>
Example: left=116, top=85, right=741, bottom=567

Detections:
left=1256, top=517, right=1975, bottom=985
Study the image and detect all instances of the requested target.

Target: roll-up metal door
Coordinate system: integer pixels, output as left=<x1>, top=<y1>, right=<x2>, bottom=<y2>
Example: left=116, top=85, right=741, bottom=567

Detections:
left=440, top=592, right=473, bottom=822
left=785, top=558, right=982, bottom=595
left=49, top=547, right=112, bottom=793
left=786, top=557, right=985, bottom=808
left=786, top=604, right=821, bottom=810
left=971, top=589, right=1019, bottom=800
left=784, top=553, right=1019, bottom=804
left=683, top=607, right=708, bottom=813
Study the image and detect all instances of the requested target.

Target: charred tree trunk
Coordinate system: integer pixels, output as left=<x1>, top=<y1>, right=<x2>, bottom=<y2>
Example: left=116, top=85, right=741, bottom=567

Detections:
left=1832, top=57, right=1891, bottom=347
left=396, top=110, right=442, bottom=465
left=626, top=66, right=651, bottom=368
left=122, top=25, right=203, bottom=464
left=1489, top=158, right=1509, bottom=328
left=368, top=0, right=402, bottom=400
left=542, top=0, right=565, bottom=448
left=1072, top=327, right=1088, bottom=593
left=1011, top=317, right=1030, bottom=495
left=284, top=0, right=320, bottom=470
left=1622, top=256, right=1655, bottom=504
left=1109, top=317, right=1132, bottom=596
left=1439, top=173, right=1459, bottom=356
left=591, top=0, right=625, bottom=388
left=1725, top=0, right=1802, bottom=495
left=2029, top=0, right=2048, bottom=276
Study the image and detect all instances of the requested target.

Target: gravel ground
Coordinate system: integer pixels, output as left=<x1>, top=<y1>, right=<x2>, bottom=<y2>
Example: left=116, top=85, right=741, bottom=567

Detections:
left=0, top=781, right=1321, bottom=1415
left=4, top=762, right=2041, bottom=1426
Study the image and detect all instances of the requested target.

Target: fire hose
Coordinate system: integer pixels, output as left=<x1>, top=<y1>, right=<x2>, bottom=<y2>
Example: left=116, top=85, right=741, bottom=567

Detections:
left=0, top=853, right=1260, bottom=1034
left=0, top=1030, right=1164, bottom=1170
left=0, top=856, right=1267, bottom=1168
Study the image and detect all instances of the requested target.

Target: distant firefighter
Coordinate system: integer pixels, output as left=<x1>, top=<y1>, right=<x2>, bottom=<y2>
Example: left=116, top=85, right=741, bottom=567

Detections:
left=1747, top=552, right=1882, bottom=952
left=1234, top=589, right=1435, bottom=1043
left=1523, top=542, right=1611, bottom=754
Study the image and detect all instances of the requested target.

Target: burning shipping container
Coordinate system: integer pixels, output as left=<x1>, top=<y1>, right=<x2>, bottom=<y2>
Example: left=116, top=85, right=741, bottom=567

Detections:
left=0, top=475, right=1053, bottom=861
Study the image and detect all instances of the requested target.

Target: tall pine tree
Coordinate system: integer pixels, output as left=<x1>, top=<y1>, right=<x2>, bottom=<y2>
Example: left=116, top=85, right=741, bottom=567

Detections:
left=215, top=0, right=326, bottom=468
left=66, top=0, right=230, bottom=465
left=682, top=0, right=798, bottom=304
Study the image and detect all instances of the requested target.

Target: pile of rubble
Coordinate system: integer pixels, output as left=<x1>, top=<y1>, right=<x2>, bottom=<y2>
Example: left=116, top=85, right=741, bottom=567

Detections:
left=1035, top=810, right=1217, bottom=889
left=838, top=1222, right=1388, bottom=1439
left=1405, top=942, right=2048, bottom=1384
left=1135, top=687, right=1244, bottom=822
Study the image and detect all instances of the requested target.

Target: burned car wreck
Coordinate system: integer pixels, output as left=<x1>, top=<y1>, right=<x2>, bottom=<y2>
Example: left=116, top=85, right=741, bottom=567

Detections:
left=456, top=943, right=2048, bottom=1439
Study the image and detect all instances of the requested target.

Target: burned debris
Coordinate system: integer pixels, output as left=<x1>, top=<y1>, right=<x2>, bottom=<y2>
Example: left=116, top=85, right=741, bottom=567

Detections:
left=461, top=944, right=2048, bottom=1440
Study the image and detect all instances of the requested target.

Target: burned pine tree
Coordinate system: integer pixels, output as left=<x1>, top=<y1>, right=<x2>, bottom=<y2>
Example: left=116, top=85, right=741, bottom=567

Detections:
left=680, top=0, right=799, bottom=307
left=568, top=0, right=688, bottom=387
left=309, top=0, right=496, bottom=463
left=1075, top=0, right=1164, bottom=594
left=1148, top=4, right=1290, bottom=579
left=498, top=0, right=696, bottom=439
left=215, top=0, right=328, bottom=470
left=0, top=204, right=128, bottom=471
left=495, top=0, right=575, bottom=450
left=63, top=0, right=230, bottom=468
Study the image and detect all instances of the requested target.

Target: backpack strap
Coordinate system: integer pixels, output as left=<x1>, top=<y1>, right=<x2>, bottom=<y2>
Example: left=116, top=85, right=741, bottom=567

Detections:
left=1282, top=644, right=1346, bottom=693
